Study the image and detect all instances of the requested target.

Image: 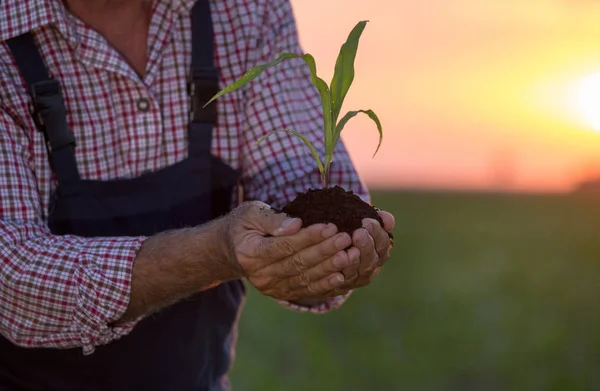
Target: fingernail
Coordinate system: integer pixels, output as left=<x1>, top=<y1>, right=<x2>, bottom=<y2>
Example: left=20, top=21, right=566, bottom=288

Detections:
left=333, top=254, right=348, bottom=268
left=335, top=234, right=351, bottom=250
left=331, top=274, right=344, bottom=287
left=322, top=224, right=338, bottom=238
left=280, top=218, right=298, bottom=229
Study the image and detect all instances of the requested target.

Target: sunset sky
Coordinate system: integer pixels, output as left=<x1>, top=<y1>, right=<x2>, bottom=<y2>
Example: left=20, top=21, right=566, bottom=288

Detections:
left=289, top=0, right=600, bottom=192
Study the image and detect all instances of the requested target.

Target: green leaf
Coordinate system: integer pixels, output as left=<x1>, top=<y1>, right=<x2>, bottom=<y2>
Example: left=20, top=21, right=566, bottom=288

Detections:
left=256, top=129, right=325, bottom=179
left=203, top=54, right=332, bottom=132
left=335, top=109, right=383, bottom=157
left=330, top=21, right=368, bottom=125
left=203, top=52, right=300, bottom=108
left=299, top=54, right=333, bottom=167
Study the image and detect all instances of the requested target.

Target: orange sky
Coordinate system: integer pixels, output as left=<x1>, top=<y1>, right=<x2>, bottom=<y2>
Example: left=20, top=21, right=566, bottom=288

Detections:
left=289, top=0, right=600, bottom=192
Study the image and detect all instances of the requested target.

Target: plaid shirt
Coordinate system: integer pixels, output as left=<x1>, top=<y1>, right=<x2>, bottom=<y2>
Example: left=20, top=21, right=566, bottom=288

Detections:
left=0, top=0, right=369, bottom=354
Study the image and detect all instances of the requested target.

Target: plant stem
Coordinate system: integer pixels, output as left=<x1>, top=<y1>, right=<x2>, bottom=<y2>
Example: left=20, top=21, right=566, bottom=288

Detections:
left=322, top=161, right=330, bottom=188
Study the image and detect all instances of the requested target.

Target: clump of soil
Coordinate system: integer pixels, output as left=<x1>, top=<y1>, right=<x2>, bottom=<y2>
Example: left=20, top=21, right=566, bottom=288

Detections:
left=280, top=185, right=389, bottom=236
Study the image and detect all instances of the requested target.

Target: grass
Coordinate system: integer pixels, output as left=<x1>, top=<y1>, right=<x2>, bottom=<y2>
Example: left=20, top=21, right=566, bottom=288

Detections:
left=229, top=190, right=600, bottom=391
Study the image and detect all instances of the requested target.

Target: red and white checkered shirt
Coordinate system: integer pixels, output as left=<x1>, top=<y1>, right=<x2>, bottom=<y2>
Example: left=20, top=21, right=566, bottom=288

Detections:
left=0, top=0, right=369, bottom=354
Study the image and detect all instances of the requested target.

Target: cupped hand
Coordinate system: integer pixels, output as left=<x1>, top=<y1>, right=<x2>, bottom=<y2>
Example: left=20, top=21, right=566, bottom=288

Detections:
left=223, top=201, right=355, bottom=302
left=337, top=209, right=395, bottom=289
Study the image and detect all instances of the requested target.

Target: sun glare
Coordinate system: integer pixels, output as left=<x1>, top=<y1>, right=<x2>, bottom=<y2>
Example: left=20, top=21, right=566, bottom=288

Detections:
left=577, top=72, right=600, bottom=132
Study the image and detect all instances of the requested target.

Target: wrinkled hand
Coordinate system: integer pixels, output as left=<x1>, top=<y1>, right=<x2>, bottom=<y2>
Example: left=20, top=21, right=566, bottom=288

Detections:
left=337, top=210, right=395, bottom=289
left=223, top=201, right=353, bottom=302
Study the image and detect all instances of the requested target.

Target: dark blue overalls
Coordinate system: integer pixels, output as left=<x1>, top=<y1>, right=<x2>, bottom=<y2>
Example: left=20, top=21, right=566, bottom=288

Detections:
left=0, top=1, right=246, bottom=390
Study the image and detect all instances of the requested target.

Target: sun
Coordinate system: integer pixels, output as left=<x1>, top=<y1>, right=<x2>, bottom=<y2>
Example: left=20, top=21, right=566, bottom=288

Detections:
left=576, top=72, right=600, bottom=132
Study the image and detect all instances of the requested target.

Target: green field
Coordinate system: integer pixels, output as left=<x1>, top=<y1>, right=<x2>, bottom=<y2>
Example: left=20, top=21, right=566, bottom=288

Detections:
left=229, top=190, right=600, bottom=391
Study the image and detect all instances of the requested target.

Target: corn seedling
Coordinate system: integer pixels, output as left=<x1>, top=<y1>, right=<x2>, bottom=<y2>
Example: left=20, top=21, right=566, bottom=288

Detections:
left=204, top=20, right=382, bottom=188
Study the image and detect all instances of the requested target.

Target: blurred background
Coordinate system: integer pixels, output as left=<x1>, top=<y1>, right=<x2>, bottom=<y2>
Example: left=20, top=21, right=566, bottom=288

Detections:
left=230, top=0, right=600, bottom=390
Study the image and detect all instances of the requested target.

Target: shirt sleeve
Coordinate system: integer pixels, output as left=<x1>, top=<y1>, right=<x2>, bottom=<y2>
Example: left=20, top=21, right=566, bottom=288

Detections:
left=0, top=108, right=146, bottom=355
left=239, top=0, right=372, bottom=313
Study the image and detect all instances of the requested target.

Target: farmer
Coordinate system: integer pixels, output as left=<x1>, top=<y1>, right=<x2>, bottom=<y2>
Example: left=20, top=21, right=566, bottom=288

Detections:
left=0, top=0, right=394, bottom=390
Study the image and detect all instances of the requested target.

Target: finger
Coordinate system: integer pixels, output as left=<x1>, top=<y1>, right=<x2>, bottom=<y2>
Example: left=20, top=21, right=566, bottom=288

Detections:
left=292, top=287, right=352, bottom=303
left=316, top=287, right=352, bottom=300
left=261, top=231, right=351, bottom=279
left=376, top=210, right=395, bottom=232
left=363, top=218, right=392, bottom=264
left=285, top=248, right=358, bottom=290
left=352, top=228, right=378, bottom=270
left=291, top=272, right=347, bottom=299
left=338, top=247, right=361, bottom=286
left=330, top=288, right=352, bottom=298
left=352, top=228, right=382, bottom=288
left=254, top=223, right=340, bottom=263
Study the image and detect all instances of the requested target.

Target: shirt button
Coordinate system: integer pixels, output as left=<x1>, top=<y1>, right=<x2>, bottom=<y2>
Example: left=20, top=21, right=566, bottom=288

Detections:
left=136, top=98, right=151, bottom=112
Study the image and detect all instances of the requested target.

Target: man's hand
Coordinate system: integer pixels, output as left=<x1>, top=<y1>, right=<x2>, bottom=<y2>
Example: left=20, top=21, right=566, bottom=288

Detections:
left=337, top=210, right=395, bottom=289
left=224, top=201, right=353, bottom=302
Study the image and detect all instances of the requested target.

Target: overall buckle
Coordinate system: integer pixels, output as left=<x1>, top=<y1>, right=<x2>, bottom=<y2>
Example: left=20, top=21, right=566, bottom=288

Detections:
left=30, top=79, right=76, bottom=151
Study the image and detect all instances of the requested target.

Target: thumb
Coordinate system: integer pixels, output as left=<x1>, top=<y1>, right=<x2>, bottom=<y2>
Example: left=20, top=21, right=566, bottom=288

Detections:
left=244, top=201, right=303, bottom=236
left=272, top=215, right=303, bottom=236
left=377, top=210, right=395, bottom=232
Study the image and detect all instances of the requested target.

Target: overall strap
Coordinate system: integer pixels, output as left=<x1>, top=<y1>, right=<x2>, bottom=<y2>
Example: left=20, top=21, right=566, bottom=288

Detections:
left=5, top=33, right=80, bottom=184
left=187, top=0, right=219, bottom=157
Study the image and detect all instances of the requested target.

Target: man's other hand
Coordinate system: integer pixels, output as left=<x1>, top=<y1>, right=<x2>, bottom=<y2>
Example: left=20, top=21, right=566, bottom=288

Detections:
left=337, top=210, right=395, bottom=289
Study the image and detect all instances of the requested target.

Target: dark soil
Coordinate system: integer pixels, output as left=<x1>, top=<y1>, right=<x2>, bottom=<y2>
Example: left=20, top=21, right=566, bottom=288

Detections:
left=280, top=185, right=389, bottom=235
